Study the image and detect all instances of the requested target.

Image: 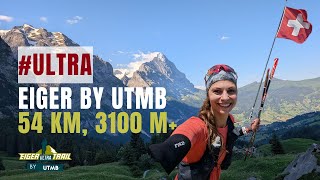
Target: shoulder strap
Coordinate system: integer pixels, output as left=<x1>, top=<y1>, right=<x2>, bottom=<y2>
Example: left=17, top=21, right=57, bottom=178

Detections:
left=229, top=114, right=236, bottom=123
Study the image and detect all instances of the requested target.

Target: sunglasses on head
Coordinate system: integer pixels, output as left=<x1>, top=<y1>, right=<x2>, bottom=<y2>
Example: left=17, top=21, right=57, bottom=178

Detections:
left=204, top=64, right=237, bottom=82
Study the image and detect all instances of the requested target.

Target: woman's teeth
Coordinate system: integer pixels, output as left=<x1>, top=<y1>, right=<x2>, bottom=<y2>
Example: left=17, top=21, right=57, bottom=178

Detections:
left=219, top=103, right=231, bottom=107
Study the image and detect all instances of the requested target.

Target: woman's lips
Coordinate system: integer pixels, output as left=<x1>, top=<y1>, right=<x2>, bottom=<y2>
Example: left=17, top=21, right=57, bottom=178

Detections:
left=218, top=103, right=231, bottom=108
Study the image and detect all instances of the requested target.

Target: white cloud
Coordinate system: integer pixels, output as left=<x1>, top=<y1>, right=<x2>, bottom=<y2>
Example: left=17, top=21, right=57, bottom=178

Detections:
left=132, top=54, right=141, bottom=59
left=132, top=51, right=160, bottom=61
left=114, top=51, right=161, bottom=78
left=113, top=50, right=134, bottom=55
left=66, top=16, right=83, bottom=25
left=117, top=50, right=125, bottom=54
left=40, top=17, right=48, bottom=23
left=113, top=68, right=129, bottom=79
left=116, top=64, right=127, bottom=67
left=220, top=36, right=230, bottom=40
left=195, top=86, right=206, bottom=90
left=127, top=51, right=161, bottom=77
left=0, top=15, right=13, bottom=22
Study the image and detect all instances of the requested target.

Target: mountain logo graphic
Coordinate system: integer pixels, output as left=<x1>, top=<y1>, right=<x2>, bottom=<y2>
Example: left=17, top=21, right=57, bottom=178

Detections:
left=19, top=139, right=71, bottom=161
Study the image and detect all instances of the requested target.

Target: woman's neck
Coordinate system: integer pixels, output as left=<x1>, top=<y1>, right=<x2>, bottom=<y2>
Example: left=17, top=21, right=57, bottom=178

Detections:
left=215, top=113, right=228, bottom=128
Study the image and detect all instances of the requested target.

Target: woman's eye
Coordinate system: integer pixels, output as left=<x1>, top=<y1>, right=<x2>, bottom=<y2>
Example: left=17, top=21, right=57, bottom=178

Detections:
left=227, top=89, right=237, bottom=94
left=213, top=90, right=222, bottom=94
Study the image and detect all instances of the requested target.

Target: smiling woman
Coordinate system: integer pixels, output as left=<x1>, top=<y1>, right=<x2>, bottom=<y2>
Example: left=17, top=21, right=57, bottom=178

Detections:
left=148, top=64, right=260, bottom=180
left=208, top=80, right=237, bottom=128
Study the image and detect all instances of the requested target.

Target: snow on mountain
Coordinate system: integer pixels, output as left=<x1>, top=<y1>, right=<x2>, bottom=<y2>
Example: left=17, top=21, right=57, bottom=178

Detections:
left=0, top=24, right=201, bottom=141
left=113, top=52, right=163, bottom=79
left=0, top=30, right=9, bottom=37
left=0, top=24, right=78, bottom=57
left=0, top=24, right=139, bottom=143
left=195, top=86, right=206, bottom=90
left=120, top=52, right=197, bottom=99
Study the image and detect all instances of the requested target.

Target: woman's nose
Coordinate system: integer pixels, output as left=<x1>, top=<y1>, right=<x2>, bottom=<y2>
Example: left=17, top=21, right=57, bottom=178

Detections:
left=221, top=91, right=229, bottom=100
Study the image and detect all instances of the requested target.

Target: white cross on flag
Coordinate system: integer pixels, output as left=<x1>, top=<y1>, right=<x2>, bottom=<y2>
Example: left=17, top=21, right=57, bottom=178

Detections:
left=277, top=7, right=312, bottom=44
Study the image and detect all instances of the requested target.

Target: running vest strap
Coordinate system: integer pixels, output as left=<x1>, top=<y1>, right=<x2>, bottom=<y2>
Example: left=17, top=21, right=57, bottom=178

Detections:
left=177, top=147, right=216, bottom=180
left=177, top=115, right=238, bottom=179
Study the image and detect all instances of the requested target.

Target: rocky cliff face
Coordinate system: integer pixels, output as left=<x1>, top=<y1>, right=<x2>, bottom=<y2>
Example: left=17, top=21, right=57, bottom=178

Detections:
left=124, top=52, right=197, bottom=99
left=0, top=24, right=139, bottom=143
left=114, top=52, right=200, bottom=123
left=0, top=24, right=78, bottom=57
left=279, top=143, right=320, bottom=180
left=0, top=37, right=18, bottom=119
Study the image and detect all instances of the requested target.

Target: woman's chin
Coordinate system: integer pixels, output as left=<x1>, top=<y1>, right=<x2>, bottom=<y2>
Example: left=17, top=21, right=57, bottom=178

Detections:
left=217, top=108, right=232, bottom=115
left=218, top=111, right=229, bottom=115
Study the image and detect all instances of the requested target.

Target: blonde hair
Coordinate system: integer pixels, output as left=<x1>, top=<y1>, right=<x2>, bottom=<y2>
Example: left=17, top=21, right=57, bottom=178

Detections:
left=198, top=96, right=218, bottom=149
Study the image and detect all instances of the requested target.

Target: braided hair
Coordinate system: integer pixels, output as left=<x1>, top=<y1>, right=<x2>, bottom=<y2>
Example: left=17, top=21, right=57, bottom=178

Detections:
left=198, top=96, right=219, bottom=149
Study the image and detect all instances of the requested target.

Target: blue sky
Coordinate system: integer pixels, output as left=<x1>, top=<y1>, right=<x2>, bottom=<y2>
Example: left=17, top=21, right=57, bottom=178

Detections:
left=1, top=0, right=319, bottom=87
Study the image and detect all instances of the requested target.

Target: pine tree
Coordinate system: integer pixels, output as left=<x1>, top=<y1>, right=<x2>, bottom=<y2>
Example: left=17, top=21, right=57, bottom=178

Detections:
left=0, top=158, right=5, bottom=170
left=269, top=134, right=285, bottom=155
left=122, top=144, right=136, bottom=165
left=129, top=133, right=146, bottom=160
left=120, top=133, right=143, bottom=165
left=94, top=149, right=116, bottom=164
left=138, top=153, right=152, bottom=170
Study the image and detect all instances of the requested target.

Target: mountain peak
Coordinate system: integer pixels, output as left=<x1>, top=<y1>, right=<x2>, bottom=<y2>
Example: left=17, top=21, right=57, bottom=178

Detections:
left=121, top=74, right=130, bottom=85
left=0, top=30, right=9, bottom=37
left=126, top=52, right=196, bottom=99
left=0, top=24, right=79, bottom=52
left=113, top=52, right=168, bottom=79
left=154, top=52, right=167, bottom=62
left=22, top=24, right=35, bottom=29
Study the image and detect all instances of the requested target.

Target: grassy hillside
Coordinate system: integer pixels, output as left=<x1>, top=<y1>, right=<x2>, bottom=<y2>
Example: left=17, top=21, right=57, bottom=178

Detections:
left=0, top=152, right=25, bottom=171
left=222, top=138, right=320, bottom=180
left=234, top=78, right=320, bottom=124
left=237, top=111, right=320, bottom=146
left=183, top=78, right=320, bottom=125
left=220, top=154, right=295, bottom=180
left=258, top=138, right=320, bottom=156
left=1, top=138, right=318, bottom=180
left=0, top=151, right=172, bottom=180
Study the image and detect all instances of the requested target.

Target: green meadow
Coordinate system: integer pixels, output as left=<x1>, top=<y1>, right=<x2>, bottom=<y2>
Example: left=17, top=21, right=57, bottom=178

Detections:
left=0, top=138, right=318, bottom=180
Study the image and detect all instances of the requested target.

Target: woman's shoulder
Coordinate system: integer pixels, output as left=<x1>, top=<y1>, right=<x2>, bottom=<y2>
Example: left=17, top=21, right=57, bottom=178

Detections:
left=182, top=116, right=207, bottom=129
left=173, top=116, right=208, bottom=163
left=172, top=116, right=207, bottom=138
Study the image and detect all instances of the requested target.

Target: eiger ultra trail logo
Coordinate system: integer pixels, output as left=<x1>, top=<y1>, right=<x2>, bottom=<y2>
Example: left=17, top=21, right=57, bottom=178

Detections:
left=19, top=139, right=71, bottom=171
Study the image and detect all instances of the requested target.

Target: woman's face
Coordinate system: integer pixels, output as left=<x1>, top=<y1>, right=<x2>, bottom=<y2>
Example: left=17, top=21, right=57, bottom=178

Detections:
left=208, top=80, right=237, bottom=116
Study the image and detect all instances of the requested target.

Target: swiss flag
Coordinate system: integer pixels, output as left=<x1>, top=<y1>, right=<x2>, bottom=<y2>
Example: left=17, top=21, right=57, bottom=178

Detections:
left=277, top=7, right=312, bottom=44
